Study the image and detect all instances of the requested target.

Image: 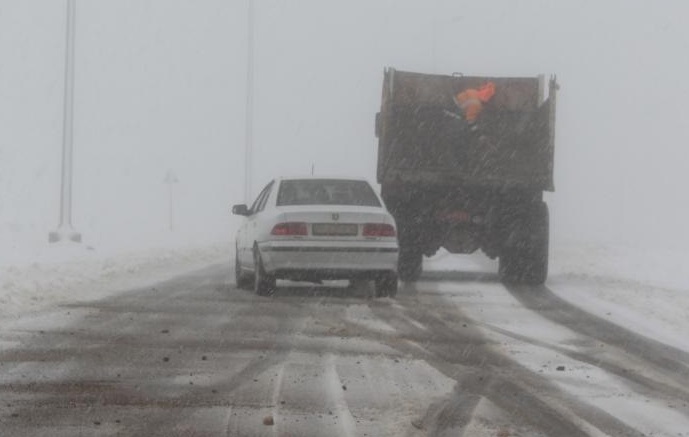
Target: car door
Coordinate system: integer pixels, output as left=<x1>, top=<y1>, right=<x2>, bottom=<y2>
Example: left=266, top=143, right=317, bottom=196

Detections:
left=242, top=181, right=274, bottom=268
left=237, top=187, right=266, bottom=269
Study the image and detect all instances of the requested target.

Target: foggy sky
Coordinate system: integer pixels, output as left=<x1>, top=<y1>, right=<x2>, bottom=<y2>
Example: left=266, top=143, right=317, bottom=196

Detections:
left=2, top=0, right=689, bottom=254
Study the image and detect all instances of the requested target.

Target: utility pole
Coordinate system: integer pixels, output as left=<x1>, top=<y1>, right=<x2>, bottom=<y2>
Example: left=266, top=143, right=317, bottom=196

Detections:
left=163, top=170, right=179, bottom=232
left=50, top=0, right=81, bottom=243
left=243, top=0, right=255, bottom=203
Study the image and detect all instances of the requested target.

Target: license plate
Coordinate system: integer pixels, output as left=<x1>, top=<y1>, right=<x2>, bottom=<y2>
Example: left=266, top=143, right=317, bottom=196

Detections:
left=437, top=211, right=471, bottom=222
left=312, top=223, right=358, bottom=236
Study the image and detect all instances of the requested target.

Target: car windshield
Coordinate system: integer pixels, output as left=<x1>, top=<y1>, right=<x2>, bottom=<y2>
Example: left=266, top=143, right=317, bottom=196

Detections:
left=277, top=179, right=381, bottom=207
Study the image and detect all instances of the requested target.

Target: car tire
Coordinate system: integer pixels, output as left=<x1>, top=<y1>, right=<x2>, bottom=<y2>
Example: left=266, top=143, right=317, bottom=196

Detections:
left=375, top=272, right=398, bottom=298
left=253, top=249, right=276, bottom=296
left=235, top=251, right=252, bottom=289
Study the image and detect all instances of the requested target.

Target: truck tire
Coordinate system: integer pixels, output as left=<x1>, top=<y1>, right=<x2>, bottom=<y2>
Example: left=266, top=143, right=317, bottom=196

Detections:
left=499, top=202, right=549, bottom=285
left=398, top=247, right=422, bottom=282
left=253, top=248, right=276, bottom=296
left=375, top=272, right=398, bottom=298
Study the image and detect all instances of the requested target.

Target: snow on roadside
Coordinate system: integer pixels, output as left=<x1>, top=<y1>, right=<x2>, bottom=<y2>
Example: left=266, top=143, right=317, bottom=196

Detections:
left=425, top=241, right=689, bottom=354
left=549, top=240, right=689, bottom=293
left=425, top=243, right=689, bottom=436
left=0, top=242, right=229, bottom=319
left=548, top=241, right=689, bottom=353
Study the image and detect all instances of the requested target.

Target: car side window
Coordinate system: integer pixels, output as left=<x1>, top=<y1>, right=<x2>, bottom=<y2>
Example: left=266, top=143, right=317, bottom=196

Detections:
left=249, top=191, right=264, bottom=215
left=250, top=181, right=274, bottom=215
left=256, top=181, right=274, bottom=213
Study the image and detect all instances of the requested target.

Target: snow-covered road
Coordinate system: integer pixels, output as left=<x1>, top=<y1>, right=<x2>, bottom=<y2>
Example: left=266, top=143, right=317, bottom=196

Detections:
left=0, top=244, right=688, bottom=436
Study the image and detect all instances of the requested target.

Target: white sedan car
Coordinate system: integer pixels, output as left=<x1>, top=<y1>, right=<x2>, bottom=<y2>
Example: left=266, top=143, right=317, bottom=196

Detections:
left=232, top=177, right=399, bottom=297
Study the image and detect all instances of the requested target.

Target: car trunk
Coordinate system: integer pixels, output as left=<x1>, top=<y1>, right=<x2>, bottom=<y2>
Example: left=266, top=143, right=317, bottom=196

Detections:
left=277, top=206, right=394, bottom=241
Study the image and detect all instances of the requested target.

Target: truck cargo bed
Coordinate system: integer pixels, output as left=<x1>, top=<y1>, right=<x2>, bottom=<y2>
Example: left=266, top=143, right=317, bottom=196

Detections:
left=376, top=69, right=557, bottom=190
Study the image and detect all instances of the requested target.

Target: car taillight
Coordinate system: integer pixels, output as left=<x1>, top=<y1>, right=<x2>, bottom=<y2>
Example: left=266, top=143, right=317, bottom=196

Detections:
left=271, top=222, right=308, bottom=236
left=363, top=223, right=396, bottom=237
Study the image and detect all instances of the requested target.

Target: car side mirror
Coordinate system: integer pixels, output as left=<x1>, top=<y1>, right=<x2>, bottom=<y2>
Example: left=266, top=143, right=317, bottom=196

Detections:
left=232, top=204, right=250, bottom=216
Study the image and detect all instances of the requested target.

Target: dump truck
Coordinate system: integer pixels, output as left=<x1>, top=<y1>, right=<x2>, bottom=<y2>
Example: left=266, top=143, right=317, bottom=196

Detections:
left=375, top=68, right=558, bottom=284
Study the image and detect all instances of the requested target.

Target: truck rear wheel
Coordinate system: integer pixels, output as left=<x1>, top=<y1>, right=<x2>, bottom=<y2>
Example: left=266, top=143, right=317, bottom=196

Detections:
left=499, top=202, right=549, bottom=285
left=398, top=247, right=422, bottom=282
left=375, top=272, right=398, bottom=297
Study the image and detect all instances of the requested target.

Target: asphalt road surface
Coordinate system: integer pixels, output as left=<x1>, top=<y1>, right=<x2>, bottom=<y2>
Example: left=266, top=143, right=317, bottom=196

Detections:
left=2, top=263, right=688, bottom=436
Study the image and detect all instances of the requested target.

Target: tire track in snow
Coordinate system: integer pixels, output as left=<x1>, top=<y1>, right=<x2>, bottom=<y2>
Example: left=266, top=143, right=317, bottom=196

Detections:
left=363, top=295, right=646, bottom=437
left=115, top=277, right=313, bottom=436
left=2, top=266, right=315, bottom=436
left=270, top=363, right=285, bottom=437
left=504, top=284, right=689, bottom=406
left=479, top=319, right=689, bottom=409
left=323, top=353, right=358, bottom=437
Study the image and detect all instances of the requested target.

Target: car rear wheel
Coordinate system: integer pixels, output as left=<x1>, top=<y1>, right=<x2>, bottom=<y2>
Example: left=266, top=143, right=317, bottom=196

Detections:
left=235, top=251, right=252, bottom=289
left=375, top=273, right=398, bottom=298
left=253, top=249, right=276, bottom=296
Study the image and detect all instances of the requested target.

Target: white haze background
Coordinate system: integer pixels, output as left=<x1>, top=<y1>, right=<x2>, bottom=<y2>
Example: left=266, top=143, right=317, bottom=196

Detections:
left=1, top=0, right=689, bottom=260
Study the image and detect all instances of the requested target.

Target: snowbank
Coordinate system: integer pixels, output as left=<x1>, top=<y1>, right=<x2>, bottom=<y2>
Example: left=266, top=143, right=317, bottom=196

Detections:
left=550, top=241, right=688, bottom=292
left=425, top=240, right=689, bottom=353
left=0, top=241, right=229, bottom=318
left=548, top=241, right=689, bottom=352
left=3, top=239, right=687, bottom=346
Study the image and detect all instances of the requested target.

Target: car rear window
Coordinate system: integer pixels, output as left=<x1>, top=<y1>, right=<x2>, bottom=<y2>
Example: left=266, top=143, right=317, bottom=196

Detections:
left=277, top=179, right=382, bottom=207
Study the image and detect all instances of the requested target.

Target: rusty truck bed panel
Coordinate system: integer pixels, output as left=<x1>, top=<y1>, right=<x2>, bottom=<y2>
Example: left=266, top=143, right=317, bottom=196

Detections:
left=390, top=71, right=540, bottom=110
left=377, top=69, right=557, bottom=191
